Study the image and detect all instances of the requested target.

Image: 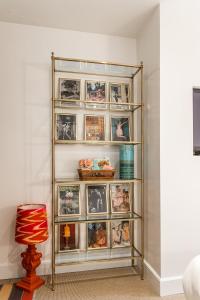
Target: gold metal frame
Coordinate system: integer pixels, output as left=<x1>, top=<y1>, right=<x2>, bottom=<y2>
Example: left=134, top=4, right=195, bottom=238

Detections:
left=58, top=223, right=80, bottom=253
left=57, top=184, right=81, bottom=217
left=109, top=82, right=130, bottom=110
left=87, top=221, right=109, bottom=251
left=58, top=77, right=81, bottom=102
left=51, top=52, right=144, bottom=289
left=84, top=114, right=106, bottom=141
left=85, top=80, right=107, bottom=109
left=110, top=183, right=132, bottom=214
left=111, top=219, right=132, bottom=249
left=86, top=183, right=109, bottom=215
left=55, top=112, right=77, bottom=142
left=110, top=115, right=131, bottom=142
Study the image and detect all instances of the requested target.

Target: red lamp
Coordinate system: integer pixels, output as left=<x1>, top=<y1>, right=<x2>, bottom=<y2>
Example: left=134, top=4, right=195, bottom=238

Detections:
left=15, top=204, right=48, bottom=292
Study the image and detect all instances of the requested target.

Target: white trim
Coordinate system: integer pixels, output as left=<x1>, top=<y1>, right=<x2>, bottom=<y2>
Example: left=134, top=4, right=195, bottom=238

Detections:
left=144, top=259, right=184, bottom=296
left=0, top=259, right=131, bottom=280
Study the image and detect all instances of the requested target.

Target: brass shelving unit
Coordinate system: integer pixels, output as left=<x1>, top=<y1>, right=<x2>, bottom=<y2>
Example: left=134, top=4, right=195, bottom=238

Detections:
left=51, top=53, right=144, bottom=290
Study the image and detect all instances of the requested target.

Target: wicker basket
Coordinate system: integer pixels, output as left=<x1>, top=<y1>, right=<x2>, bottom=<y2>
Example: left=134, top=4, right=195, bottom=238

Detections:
left=78, top=169, right=116, bottom=180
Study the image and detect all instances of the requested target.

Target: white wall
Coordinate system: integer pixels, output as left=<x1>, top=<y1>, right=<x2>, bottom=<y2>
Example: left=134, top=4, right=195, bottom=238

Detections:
left=160, top=0, right=200, bottom=295
left=137, top=5, right=160, bottom=290
left=0, top=21, right=137, bottom=279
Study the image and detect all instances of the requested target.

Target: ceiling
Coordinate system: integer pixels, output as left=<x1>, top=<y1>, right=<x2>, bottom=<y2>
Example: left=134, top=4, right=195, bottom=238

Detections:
left=0, top=0, right=160, bottom=38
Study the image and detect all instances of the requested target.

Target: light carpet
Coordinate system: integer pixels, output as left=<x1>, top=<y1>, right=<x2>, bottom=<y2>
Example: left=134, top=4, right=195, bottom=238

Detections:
left=33, top=268, right=185, bottom=300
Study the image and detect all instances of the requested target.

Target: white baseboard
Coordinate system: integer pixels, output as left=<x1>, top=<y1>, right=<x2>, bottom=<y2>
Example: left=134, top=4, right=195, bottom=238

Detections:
left=0, top=259, right=131, bottom=280
left=144, top=259, right=184, bottom=296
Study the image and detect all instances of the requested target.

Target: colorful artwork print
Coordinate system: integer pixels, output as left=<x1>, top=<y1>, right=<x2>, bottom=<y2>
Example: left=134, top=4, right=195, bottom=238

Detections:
left=58, top=185, right=80, bottom=216
left=110, top=184, right=131, bottom=213
left=111, top=220, right=131, bottom=248
left=59, top=79, right=80, bottom=100
left=87, top=185, right=107, bottom=214
left=86, top=81, right=106, bottom=103
left=56, top=114, right=76, bottom=141
left=88, top=222, right=108, bottom=249
left=111, top=117, right=130, bottom=141
left=59, top=223, right=79, bottom=251
left=85, top=115, right=105, bottom=141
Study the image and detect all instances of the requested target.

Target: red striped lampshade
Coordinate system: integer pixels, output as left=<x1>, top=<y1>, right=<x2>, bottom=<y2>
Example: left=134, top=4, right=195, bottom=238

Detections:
left=15, top=204, right=48, bottom=245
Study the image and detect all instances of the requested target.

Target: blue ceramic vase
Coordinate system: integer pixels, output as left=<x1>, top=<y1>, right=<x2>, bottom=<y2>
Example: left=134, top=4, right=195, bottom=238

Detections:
left=119, top=145, right=134, bottom=179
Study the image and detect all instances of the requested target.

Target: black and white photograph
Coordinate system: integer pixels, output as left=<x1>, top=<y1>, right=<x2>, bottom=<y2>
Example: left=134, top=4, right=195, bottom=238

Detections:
left=58, top=185, right=80, bottom=216
left=110, top=83, right=130, bottom=109
left=56, top=113, right=76, bottom=141
left=85, top=81, right=106, bottom=108
left=111, top=220, right=131, bottom=248
left=59, top=78, right=81, bottom=104
left=87, top=185, right=107, bottom=214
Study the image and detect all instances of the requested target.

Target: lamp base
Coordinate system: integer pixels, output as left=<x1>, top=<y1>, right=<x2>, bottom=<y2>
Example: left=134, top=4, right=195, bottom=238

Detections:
left=16, top=244, right=45, bottom=293
left=16, top=276, right=45, bottom=292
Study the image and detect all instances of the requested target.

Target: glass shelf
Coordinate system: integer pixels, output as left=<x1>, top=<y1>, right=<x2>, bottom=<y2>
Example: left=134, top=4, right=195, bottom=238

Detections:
left=54, top=57, right=140, bottom=78
left=54, top=100, right=142, bottom=113
left=55, top=178, right=142, bottom=184
left=54, top=212, right=141, bottom=224
left=55, top=247, right=142, bottom=266
left=54, top=140, right=142, bottom=145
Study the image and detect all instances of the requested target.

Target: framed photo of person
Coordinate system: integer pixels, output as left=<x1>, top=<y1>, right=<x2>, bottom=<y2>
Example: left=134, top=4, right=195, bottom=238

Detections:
left=110, top=83, right=130, bottom=110
left=111, top=220, right=131, bottom=248
left=59, top=78, right=81, bottom=106
left=110, top=184, right=131, bottom=213
left=85, top=115, right=105, bottom=141
left=57, top=185, right=80, bottom=216
left=86, top=184, right=108, bottom=215
left=87, top=222, right=108, bottom=250
left=55, top=113, right=77, bottom=141
left=59, top=223, right=79, bottom=252
left=111, top=116, right=130, bottom=141
left=85, top=80, right=106, bottom=108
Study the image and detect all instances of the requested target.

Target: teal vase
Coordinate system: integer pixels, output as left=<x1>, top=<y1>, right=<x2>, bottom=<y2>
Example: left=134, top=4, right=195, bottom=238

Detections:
left=120, top=145, right=134, bottom=179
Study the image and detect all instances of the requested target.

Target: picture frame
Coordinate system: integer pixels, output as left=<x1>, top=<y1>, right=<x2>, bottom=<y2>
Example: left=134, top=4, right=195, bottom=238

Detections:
left=110, top=184, right=131, bottom=213
left=111, top=116, right=130, bottom=141
left=86, top=184, right=108, bottom=215
left=58, top=223, right=79, bottom=252
left=59, top=78, right=81, bottom=106
left=111, top=220, right=131, bottom=248
left=110, top=83, right=130, bottom=110
left=85, top=115, right=105, bottom=141
left=57, top=185, right=80, bottom=217
left=87, top=222, right=108, bottom=250
left=55, top=113, right=77, bottom=141
left=85, top=80, right=106, bottom=108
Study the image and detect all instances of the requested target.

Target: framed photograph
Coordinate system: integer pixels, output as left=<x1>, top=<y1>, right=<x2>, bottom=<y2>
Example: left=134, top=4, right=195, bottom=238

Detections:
left=57, top=185, right=80, bottom=216
left=110, top=184, right=131, bottom=213
left=86, top=184, right=108, bottom=215
left=85, top=115, right=105, bottom=141
left=87, top=222, right=108, bottom=249
left=111, top=116, right=130, bottom=141
left=85, top=81, right=106, bottom=108
left=59, top=223, right=79, bottom=252
left=59, top=78, right=81, bottom=106
left=111, top=220, right=131, bottom=248
left=55, top=113, right=76, bottom=141
left=110, top=83, right=130, bottom=110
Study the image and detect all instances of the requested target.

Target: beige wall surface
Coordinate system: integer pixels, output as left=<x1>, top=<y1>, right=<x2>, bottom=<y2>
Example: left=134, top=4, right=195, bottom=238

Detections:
left=0, top=21, right=137, bottom=279
left=137, top=7, right=160, bottom=276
